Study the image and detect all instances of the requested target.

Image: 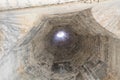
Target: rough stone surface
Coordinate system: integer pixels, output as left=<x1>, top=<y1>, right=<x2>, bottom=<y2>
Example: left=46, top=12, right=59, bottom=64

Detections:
left=0, top=0, right=120, bottom=80
left=0, top=0, right=107, bottom=11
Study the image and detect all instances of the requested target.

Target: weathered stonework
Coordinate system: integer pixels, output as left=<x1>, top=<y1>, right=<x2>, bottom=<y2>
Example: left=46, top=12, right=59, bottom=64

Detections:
left=0, top=0, right=120, bottom=80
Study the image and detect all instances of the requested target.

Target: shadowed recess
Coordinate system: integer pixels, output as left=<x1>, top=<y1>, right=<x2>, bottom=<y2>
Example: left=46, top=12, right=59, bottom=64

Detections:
left=45, top=25, right=81, bottom=62
left=11, top=8, right=116, bottom=80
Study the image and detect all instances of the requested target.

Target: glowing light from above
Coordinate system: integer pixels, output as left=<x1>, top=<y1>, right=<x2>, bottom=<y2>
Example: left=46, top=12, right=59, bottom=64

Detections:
left=54, top=30, right=69, bottom=42
left=56, top=31, right=66, bottom=38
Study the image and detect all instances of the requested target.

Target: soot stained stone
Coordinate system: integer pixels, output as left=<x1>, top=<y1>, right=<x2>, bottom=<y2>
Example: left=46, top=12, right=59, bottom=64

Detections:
left=52, top=62, right=72, bottom=73
left=45, top=26, right=80, bottom=61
